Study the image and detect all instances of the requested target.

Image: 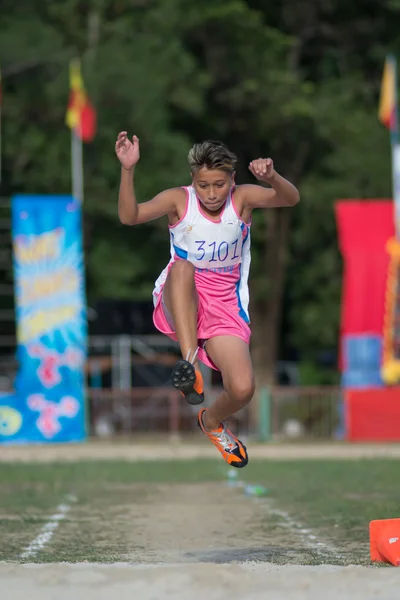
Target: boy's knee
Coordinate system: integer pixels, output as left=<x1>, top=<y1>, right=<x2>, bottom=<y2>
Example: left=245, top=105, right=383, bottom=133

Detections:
left=169, top=260, right=195, bottom=280
left=226, top=376, right=255, bottom=407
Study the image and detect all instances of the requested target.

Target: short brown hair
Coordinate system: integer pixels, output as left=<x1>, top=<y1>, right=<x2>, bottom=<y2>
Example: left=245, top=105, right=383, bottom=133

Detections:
left=188, top=140, right=237, bottom=174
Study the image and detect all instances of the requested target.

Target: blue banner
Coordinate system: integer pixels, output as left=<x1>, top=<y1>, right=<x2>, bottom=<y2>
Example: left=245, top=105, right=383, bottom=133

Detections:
left=0, top=195, right=87, bottom=444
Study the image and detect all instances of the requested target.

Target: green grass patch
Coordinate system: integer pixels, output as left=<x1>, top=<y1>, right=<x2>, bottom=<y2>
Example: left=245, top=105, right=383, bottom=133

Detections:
left=0, top=460, right=222, bottom=562
left=1, top=458, right=399, bottom=564
left=242, top=458, right=400, bottom=564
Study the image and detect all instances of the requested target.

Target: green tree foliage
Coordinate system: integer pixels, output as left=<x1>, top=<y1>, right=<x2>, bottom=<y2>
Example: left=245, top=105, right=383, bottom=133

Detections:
left=1, top=0, right=399, bottom=381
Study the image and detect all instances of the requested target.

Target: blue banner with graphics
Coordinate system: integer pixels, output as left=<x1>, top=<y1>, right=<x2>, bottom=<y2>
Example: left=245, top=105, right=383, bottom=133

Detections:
left=0, top=195, right=87, bottom=444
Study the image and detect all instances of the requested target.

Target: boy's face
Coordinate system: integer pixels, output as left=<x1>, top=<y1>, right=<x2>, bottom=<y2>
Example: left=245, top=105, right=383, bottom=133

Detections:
left=192, top=167, right=233, bottom=212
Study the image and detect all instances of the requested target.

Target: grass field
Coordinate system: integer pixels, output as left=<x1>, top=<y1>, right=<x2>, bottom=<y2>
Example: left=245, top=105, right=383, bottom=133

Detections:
left=1, top=456, right=400, bottom=566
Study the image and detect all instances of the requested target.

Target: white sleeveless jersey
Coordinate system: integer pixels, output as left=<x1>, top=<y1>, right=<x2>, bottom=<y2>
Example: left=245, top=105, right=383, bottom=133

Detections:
left=152, top=185, right=251, bottom=322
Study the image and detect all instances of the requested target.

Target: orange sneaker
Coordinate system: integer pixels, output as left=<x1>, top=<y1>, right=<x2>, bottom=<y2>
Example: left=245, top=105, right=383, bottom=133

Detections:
left=171, top=359, right=204, bottom=405
left=197, top=408, right=248, bottom=468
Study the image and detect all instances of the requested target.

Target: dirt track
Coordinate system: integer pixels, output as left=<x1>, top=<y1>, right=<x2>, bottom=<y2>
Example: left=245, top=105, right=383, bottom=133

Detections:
left=3, top=440, right=400, bottom=599
left=2, top=562, right=399, bottom=600
left=1, top=439, right=400, bottom=462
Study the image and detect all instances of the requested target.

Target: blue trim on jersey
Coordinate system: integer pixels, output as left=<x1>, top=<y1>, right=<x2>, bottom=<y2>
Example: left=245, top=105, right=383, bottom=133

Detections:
left=173, top=244, right=188, bottom=259
left=170, top=231, right=188, bottom=259
left=236, top=226, right=250, bottom=323
left=242, top=224, right=250, bottom=246
left=236, top=266, right=250, bottom=323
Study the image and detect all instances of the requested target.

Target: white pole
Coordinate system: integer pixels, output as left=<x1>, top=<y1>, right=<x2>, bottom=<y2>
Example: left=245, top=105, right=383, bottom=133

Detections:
left=388, top=55, right=400, bottom=367
left=71, top=128, right=84, bottom=203
left=389, top=55, right=399, bottom=235
left=393, top=144, right=400, bottom=236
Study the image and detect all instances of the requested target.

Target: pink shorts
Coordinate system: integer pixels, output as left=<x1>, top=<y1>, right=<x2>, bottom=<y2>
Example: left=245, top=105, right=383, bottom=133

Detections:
left=152, top=267, right=251, bottom=371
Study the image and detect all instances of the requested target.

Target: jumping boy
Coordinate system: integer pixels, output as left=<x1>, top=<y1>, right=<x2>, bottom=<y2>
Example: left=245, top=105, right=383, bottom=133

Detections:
left=116, top=133, right=299, bottom=467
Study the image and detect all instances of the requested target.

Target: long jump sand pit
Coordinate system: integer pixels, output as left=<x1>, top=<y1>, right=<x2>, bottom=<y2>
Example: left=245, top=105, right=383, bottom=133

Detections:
left=2, top=440, right=400, bottom=599
left=2, top=561, right=399, bottom=600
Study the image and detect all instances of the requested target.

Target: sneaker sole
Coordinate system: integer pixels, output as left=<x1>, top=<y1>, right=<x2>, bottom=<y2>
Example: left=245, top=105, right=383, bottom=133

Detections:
left=229, top=447, right=249, bottom=468
left=171, top=359, right=204, bottom=405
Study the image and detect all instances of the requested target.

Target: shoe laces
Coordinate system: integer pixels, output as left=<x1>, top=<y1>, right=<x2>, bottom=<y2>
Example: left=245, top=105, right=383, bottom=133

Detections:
left=214, top=425, right=237, bottom=451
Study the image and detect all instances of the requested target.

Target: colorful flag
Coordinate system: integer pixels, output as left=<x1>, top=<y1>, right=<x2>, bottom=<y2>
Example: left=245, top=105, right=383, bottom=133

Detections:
left=379, top=55, right=397, bottom=132
left=65, top=59, right=96, bottom=143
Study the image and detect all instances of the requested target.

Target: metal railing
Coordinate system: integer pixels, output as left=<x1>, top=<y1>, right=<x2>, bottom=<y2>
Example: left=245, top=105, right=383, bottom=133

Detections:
left=269, top=385, right=342, bottom=439
left=87, top=385, right=342, bottom=440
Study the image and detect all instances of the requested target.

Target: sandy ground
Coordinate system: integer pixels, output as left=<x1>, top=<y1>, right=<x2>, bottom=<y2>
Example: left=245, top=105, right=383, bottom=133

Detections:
left=3, top=440, right=400, bottom=599
left=1, top=439, right=400, bottom=462
left=2, top=562, right=400, bottom=600
left=124, top=483, right=269, bottom=563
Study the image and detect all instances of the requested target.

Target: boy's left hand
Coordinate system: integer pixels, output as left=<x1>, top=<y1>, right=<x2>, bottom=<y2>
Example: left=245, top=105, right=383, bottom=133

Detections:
left=249, top=158, right=275, bottom=182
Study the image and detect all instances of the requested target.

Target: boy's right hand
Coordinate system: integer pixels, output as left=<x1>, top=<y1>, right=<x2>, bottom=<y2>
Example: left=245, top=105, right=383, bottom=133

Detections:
left=115, top=132, right=140, bottom=170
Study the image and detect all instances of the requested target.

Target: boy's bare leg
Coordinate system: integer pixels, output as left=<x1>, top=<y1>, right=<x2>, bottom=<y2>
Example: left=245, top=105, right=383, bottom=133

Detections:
left=162, top=260, right=204, bottom=404
left=196, top=335, right=254, bottom=468
left=162, top=260, right=199, bottom=367
left=203, top=335, right=255, bottom=429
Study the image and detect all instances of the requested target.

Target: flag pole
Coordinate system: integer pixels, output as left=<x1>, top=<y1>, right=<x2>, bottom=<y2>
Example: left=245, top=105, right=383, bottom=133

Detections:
left=390, top=55, right=400, bottom=366
left=67, top=57, right=95, bottom=204
left=71, top=127, right=84, bottom=203
left=382, top=54, right=400, bottom=376
left=389, top=54, right=400, bottom=237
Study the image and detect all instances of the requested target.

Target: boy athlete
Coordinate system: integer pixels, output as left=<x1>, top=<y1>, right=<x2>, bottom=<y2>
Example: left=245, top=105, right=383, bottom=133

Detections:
left=116, top=133, right=299, bottom=467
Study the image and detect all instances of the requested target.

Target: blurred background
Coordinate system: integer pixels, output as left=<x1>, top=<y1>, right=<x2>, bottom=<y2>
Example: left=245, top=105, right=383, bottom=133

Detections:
left=0, top=0, right=399, bottom=444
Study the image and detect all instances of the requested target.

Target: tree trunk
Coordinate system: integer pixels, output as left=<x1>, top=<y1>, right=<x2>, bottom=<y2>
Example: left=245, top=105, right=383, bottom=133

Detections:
left=251, top=208, right=292, bottom=384
left=248, top=9, right=317, bottom=409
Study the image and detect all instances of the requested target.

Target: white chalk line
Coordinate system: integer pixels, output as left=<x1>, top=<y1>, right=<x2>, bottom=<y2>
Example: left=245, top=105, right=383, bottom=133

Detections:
left=20, top=494, right=77, bottom=559
left=263, top=504, right=344, bottom=560
left=224, top=470, right=343, bottom=561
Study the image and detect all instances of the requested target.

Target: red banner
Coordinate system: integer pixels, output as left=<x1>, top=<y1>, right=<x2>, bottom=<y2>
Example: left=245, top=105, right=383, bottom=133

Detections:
left=335, top=200, right=394, bottom=369
left=345, top=388, right=400, bottom=441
